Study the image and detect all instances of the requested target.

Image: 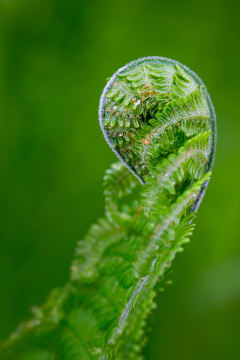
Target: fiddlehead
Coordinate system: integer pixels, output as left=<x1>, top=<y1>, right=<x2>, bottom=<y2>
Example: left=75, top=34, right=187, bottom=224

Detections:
left=0, top=57, right=216, bottom=360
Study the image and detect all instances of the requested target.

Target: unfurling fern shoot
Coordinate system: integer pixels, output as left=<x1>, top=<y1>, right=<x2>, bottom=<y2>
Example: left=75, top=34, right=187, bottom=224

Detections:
left=0, top=57, right=216, bottom=360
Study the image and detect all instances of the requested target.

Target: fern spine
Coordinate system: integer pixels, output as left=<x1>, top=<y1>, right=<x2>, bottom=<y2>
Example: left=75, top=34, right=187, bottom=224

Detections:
left=0, top=57, right=216, bottom=360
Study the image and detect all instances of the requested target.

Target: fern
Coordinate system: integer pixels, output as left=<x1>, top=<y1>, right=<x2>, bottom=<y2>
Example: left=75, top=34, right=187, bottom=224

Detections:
left=0, top=57, right=216, bottom=360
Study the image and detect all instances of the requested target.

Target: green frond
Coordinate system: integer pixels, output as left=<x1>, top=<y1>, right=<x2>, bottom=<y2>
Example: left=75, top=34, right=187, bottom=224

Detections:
left=118, top=63, right=175, bottom=101
left=170, top=64, right=199, bottom=100
left=141, top=130, right=212, bottom=216
left=103, top=162, right=140, bottom=219
left=135, top=172, right=211, bottom=278
left=71, top=218, right=127, bottom=284
left=136, top=89, right=211, bottom=172
left=1, top=57, right=216, bottom=360
left=61, top=307, right=105, bottom=360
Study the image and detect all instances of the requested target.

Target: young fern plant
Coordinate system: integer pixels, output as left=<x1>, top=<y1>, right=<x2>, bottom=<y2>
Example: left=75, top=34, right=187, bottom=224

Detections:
left=0, top=57, right=216, bottom=360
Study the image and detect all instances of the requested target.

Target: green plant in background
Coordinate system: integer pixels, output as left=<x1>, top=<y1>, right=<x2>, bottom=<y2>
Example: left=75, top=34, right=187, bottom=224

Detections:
left=0, top=57, right=216, bottom=360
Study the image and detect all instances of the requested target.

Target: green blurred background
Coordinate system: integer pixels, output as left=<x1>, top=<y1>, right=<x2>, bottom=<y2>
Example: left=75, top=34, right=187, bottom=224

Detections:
left=0, top=0, right=240, bottom=359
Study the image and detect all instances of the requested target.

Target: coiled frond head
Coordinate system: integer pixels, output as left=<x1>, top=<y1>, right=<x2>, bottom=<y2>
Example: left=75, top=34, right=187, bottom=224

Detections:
left=99, top=57, right=216, bottom=209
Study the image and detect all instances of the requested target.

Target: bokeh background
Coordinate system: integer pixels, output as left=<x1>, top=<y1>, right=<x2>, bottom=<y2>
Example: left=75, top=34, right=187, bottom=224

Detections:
left=0, top=0, right=240, bottom=359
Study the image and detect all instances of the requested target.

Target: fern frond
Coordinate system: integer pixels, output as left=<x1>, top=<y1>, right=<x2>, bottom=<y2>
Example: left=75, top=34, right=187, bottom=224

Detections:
left=170, top=64, right=199, bottom=100
left=141, top=130, right=212, bottom=216
left=0, top=57, right=216, bottom=360
left=136, top=88, right=211, bottom=171
left=103, top=162, right=140, bottom=220
left=71, top=218, right=127, bottom=284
